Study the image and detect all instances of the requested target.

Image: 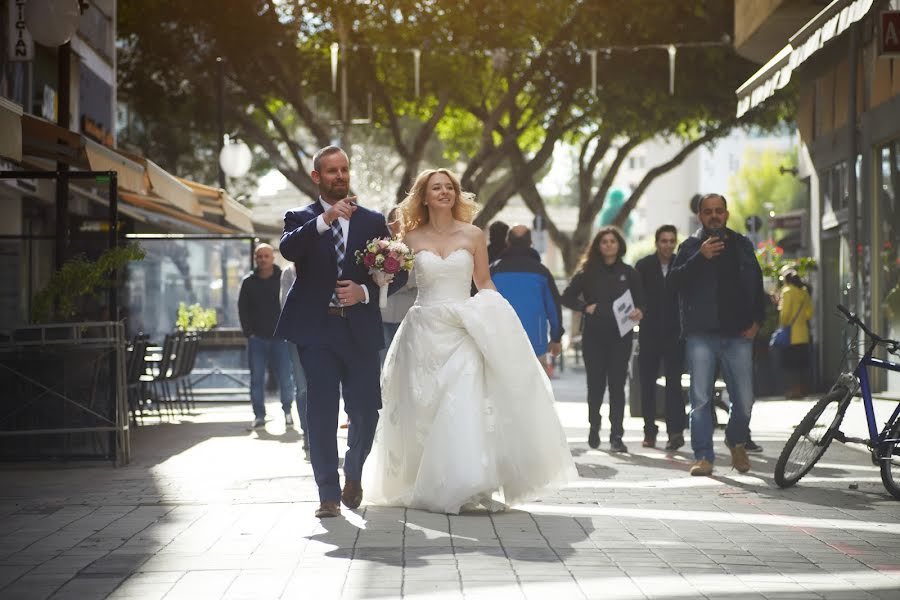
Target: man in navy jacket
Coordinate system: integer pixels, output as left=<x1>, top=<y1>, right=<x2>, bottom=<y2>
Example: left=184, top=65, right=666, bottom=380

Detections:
left=669, top=193, right=765, bottom=478
left=275, top=146, right=406, bottom=518
left=491, top=225, right=564, bottom=374
left=635, top=225, right=686, bottom=451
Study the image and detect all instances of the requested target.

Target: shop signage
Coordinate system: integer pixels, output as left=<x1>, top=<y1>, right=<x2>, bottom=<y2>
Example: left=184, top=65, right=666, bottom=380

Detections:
left=769, top=213, right=805, bottom=230
left=7, top=0, right=33, bottom=62
left=881, top=11, right=900, bottom=57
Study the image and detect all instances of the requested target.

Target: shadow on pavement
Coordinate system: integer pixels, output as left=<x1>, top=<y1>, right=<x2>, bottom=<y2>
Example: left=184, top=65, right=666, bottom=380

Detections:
left=309, top=507, right=595, bottom=569
left=604, top=444, right=896, bottom=511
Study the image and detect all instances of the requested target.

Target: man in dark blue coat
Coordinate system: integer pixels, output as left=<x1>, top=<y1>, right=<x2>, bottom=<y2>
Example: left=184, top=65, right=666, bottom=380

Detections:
left=635, top=225, right=686, bottom=451
left=275, top=146, right=406, bottom=518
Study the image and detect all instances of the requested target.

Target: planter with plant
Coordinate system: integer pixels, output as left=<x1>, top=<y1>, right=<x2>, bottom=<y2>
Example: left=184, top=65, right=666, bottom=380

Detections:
left=31, top=244, right=145, bottom=325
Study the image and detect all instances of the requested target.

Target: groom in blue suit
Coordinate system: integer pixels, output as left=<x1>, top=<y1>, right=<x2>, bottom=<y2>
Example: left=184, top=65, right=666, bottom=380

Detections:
left=275, top=146, right=407, bottom=518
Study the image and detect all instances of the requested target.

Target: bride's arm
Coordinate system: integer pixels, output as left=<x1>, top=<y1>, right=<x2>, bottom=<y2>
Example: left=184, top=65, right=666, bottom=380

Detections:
left=472, top=228, right=496, bottom=291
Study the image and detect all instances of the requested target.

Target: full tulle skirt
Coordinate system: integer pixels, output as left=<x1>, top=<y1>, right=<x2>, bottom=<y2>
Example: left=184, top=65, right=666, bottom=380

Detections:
left=364, top=289, right=576, bottom=514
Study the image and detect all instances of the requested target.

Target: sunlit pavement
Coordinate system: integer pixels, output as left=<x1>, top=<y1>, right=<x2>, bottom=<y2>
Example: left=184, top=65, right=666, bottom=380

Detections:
left=1, top=366, right=899, bottom=600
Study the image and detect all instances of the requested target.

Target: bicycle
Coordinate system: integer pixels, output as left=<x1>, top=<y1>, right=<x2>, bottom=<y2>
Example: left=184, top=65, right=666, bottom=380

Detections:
left=773, top=304, right=900, bottom=499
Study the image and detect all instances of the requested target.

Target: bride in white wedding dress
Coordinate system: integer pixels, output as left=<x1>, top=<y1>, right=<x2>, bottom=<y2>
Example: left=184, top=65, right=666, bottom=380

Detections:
left=363, top=168, right=576, bottom=514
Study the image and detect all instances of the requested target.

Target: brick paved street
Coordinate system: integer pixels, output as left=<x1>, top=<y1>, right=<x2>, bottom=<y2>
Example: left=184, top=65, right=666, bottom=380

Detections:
left=1, top=366, right=899, bottom=600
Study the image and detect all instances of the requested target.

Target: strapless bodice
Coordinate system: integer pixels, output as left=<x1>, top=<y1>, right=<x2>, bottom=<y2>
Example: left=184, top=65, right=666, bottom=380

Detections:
left=413, top=248, right=474, bottom=307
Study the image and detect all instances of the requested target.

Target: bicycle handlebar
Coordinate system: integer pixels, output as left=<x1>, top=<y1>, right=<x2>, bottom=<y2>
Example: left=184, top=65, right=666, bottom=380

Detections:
left=836, top=304, right=899, bottom=351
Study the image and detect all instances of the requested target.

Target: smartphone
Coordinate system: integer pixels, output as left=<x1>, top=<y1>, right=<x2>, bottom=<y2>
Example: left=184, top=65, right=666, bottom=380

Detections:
left=708, top=228, right=725, bottom=240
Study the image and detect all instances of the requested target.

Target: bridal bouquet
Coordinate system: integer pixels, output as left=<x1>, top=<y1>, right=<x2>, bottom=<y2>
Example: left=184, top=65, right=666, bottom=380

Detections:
left=355, top=237, right=415, bottom=308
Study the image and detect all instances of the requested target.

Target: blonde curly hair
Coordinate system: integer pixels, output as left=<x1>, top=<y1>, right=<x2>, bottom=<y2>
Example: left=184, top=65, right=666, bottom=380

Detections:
left=398, top=169, right=478, bottom=234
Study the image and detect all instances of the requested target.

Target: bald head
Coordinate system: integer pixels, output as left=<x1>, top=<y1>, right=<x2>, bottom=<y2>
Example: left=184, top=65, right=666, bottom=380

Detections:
left=507, top=225, right=532, bottom=249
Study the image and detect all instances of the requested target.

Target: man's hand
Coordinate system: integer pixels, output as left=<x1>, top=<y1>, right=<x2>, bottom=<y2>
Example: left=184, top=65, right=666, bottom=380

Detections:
left=334, top=280, right=366, bottom=306
left=741, top=322, right=760, bottom=340
left=585, top=303, right=597, bottom=315
left=699, top=236, right=725, bottom=259
left=388, top=219, right=401, bottom=237
left=324, top=196, right=358, bottom=226
left=628, top=308, right=643, bottom=321
left=548, top=342, right=562, bottom=357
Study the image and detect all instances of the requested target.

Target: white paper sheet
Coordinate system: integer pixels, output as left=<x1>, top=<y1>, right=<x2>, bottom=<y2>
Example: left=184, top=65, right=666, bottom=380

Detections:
left=613, top=289, right=638, bottom=337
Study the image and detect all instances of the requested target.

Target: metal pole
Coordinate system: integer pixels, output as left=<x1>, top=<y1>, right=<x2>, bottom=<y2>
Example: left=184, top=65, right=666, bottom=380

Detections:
left=216, top=57, right=226, bottom=189
left=55, top=42, right=72, bottom=271
left=847, top=25, right=859, bottom=315
left=109, top=172, right=118, bottom=321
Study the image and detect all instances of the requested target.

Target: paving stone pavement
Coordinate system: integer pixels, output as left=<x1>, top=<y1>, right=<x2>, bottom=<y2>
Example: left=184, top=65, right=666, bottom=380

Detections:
left=0, top=366, right=899, bottom=599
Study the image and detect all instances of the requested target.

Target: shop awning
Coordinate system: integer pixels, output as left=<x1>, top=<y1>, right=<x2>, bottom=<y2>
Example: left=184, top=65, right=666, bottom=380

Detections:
left=20, top=114, right=83, bottom=165
left=178, top=178, right=255, bottom=233
left=221, top=193, right=254, bottom=233
left=83, top=138, right=147, bottom=194
left=118, top=191, right=235, bottom=234
left=145, top=160, right=203, bottom=217
left=0, top=98, right=23, bottom=162
left=736, top=0, right=875, bottom=117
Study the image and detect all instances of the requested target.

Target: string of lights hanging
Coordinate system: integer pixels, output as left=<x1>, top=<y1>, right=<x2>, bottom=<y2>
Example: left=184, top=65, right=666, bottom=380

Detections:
left=324, top=38, right=731, bottom=97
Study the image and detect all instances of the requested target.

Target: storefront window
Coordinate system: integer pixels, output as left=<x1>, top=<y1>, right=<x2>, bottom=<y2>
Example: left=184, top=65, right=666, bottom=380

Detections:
left=124, top=237, right=254, bottom=343
left=878, top=141, right=900, bottom=392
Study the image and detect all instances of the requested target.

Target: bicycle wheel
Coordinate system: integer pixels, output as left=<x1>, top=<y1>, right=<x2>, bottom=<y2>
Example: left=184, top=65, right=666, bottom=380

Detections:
left=879, top=418, right=900, bottom=500
left=774, top=386, right=851, bottom=488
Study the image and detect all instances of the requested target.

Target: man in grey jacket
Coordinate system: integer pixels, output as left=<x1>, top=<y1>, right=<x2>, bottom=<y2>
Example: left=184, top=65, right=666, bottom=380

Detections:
left=281, top=263, right=308, bottom=446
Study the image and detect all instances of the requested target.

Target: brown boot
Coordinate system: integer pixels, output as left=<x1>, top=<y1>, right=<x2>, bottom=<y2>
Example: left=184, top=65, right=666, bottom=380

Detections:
left=341, top=480, right=363, bottom=509
left=315, top=500, right=341, bottom=518
left=730, top=443, right=751, bottom=473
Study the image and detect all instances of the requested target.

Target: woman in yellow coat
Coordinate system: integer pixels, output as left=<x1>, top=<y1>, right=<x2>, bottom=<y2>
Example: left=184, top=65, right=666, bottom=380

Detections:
left=778, top=269, right=814, bottom=398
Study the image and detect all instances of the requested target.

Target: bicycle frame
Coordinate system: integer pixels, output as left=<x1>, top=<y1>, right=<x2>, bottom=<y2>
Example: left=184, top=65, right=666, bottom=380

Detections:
left=854, top=341, right=900, bottom=449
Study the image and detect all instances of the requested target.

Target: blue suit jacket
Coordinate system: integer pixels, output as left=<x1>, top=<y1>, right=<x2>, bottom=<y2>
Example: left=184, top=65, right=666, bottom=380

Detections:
left=274, top=201, right=408, bottom=352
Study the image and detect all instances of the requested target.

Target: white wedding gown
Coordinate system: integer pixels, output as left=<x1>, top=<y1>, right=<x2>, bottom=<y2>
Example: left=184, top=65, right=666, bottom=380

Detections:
left=363, top=248, right=576, bottom=514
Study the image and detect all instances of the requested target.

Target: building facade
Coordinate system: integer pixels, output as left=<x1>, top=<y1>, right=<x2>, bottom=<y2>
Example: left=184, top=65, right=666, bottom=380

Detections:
left=736, top=0, right=900, bottom=394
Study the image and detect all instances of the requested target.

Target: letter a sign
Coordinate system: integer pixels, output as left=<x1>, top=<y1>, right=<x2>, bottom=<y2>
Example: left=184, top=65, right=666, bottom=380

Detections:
left=882, top=11, right=900, bottom=57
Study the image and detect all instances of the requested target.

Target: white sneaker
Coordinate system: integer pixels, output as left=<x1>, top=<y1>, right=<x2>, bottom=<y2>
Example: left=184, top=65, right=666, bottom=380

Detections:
left=249, top=417, right=265, bottom=430
left=284, top=411, right=294, bottom=427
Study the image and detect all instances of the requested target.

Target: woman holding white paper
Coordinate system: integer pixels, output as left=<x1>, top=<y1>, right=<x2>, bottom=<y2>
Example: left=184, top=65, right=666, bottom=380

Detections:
left=561, top=226, right=645, bottom=453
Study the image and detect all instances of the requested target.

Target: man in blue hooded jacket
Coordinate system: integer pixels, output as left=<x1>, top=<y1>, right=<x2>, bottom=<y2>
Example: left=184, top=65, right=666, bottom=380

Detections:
left=491, top=225, right=564, bottom=375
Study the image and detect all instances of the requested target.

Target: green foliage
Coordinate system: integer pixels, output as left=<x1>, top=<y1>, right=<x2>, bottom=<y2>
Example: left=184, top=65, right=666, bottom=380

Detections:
left=755, top=239, right=817, bottom=281
left=32, top=245, right=146, bottom=324
left=176, top=302, right=218, bottom=331
left=727, top=146, right=806, bottom=236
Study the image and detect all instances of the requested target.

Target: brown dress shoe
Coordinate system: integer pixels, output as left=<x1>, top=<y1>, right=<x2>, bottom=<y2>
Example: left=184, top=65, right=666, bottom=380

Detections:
left=315, top=500, right=341, bottom=518
left=341, top=480, right=363, bottom=509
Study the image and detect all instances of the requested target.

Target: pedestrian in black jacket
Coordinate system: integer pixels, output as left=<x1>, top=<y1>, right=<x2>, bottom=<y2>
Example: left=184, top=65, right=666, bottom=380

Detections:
left=238, top=244, right=295, bottom=430
left=635, top=225, right=686, bottom=451
left=668, top=194, right=765, bottom=477
left=562, top=226, right=644, bottom=453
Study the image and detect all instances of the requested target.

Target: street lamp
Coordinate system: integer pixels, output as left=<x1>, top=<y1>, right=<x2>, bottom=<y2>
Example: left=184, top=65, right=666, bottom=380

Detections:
left=219, top=135, right=252, bottom=179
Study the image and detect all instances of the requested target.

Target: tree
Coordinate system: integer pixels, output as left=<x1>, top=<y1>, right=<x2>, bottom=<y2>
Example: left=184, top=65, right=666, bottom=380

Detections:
left=727, top=146, right=806, bottom=236
left=119, top=1, right=792, bottom=271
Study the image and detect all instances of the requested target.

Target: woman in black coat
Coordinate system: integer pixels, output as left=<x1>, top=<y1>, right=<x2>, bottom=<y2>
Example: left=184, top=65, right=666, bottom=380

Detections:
left=562, top=227, right=644, bottom=453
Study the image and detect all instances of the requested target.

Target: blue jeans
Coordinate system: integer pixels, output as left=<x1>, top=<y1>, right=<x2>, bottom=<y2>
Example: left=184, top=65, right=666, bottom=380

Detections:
left=289, top=344, right=308, bottom=433
left=247, top=336, right=294, bottom=419
left=686, top=334, right=754, bottom=463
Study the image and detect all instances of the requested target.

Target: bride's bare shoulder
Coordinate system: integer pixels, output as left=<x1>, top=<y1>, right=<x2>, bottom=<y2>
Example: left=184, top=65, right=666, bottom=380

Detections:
left=460, top=222, right=486, bottom=241
left=401, top=228, right=426, bottom=249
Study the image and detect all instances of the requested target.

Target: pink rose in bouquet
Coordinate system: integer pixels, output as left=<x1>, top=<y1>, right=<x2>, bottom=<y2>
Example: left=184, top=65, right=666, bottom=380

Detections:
left=355, top=236, right=416, bottom=308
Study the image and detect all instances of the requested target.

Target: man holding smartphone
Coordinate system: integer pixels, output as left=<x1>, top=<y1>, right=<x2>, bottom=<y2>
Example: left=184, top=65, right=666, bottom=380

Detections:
left=669, top=193, right=766, bottom=477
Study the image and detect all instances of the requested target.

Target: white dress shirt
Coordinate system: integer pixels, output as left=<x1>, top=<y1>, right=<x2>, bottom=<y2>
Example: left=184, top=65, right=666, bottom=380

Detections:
left=315, top=197, right=369, bottom=304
